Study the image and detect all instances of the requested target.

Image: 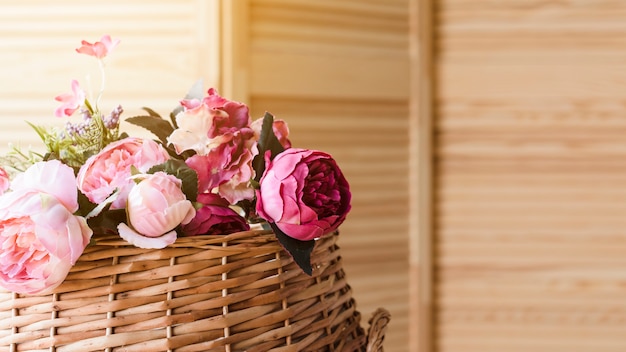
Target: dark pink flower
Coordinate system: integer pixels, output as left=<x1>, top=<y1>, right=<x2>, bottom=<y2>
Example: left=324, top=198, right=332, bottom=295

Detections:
left=182, top=193, right=249, bottom=236
left=75, top=35, right=120, bottom=59
left=185, top=129, right=257, bottom=204
left=202, top=88, right=250, bottom=135
left=168, top=88, right=259, bottom=204
left=256, top=149, right=351, bottom=241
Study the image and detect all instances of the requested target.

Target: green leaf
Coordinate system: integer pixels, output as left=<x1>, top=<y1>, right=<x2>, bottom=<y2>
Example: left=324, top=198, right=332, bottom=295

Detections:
left=141, top=107, right=163, bottom=118
left=87, top=208, right=127, bottom=236
left=76, top=190, right=98, bottom=218
left=253, top=112, right=286, bottom=181
left=148, top=159, right=198, bottom=203
left=270, top=222, right=315, bottom=275
left=125, top=115, right=175, bottom=146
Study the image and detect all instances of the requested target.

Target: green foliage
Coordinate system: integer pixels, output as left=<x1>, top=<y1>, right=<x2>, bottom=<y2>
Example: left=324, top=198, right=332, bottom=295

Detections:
left=26, top=116, right=121, bottom=169
left=125, top=112, right=175, bottom=147
left=252, top=112, right=285, bottom=182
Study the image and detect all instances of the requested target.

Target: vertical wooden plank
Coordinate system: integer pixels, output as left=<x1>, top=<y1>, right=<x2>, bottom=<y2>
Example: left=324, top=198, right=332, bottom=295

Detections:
left=410, top=0, right=435, bottom=351
left=196, top=0, right=222, bottom=90
left=436, top=1, right=626, bottom=351
left=220, top=0, right=250, bottom=103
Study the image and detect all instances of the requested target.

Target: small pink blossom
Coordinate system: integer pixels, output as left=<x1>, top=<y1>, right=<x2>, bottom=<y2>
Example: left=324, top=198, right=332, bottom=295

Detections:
left=75, top=34, right=120, bottom=59
left=77, top=137, right=170, bottom=209
left=0, top=167, right=9, bottom=195
left=54, top=80, right=85, bottom=117
left=117, top=172, right=195, bottom=249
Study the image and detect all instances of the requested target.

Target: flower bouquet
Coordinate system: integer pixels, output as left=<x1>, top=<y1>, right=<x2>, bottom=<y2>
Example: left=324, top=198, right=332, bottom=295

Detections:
left=0, top=36, right=389, bottom=351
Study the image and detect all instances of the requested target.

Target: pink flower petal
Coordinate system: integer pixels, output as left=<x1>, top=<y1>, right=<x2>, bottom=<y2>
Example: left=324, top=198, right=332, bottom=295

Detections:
left=117, top=223, right=177, bottom=249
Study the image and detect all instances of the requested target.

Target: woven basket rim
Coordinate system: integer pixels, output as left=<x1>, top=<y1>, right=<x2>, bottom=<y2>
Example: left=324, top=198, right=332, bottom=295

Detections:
left=91, top=227, right=276, bottom=247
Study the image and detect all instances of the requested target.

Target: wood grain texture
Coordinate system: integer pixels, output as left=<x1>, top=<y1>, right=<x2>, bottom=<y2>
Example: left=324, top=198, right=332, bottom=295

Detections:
left=0, top=0, right=219, bottom=154
left=409, top=0, right=436, bottom=351
left=246, top=1, right=411, bottom=350
left=436, top=0, right=626, bottom=351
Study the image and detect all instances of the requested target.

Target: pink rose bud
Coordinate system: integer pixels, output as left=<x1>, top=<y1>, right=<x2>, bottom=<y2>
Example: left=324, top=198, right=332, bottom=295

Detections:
left=0, top=161, right=92, bottom=294
left=256, top=148, right=351, bottom=241
left=117, top=172, right=196, bottom=249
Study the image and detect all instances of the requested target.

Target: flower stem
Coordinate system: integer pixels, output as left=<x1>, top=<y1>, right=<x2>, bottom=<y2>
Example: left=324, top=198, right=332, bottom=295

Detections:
left=95, top=59, right=106, bottom=110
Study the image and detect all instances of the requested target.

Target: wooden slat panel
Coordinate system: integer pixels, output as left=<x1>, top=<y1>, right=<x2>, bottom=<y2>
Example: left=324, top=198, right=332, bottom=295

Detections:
left=247, top=1, right=410, bottom=350
left=0, top=0, right=218, bottom=154
left=436, top=0, right=626, bottom=351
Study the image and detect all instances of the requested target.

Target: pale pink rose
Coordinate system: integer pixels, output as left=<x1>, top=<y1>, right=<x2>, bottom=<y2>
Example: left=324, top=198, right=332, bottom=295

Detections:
left=54, top=79, right=85, bottom=117
left=77, top=137, right=170, bottom=209
left=0, top=161, right=92, bottom=294
left=0, top=167, right=9, bottom=195
left=256, top=149, right=351, bottom=241
left=117, top=172, right=195, bottom=249
left=11, top=160, right=80, bottom=211
left=167, top=103, right=231, bottom=155
left=75, top=34, right=120, bottom=59
left=251, top=117, right=292, bottom=149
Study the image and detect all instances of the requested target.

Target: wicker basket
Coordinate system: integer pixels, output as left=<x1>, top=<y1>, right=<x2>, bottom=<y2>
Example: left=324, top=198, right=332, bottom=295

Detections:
left=0, top=228, right=389, bottom=352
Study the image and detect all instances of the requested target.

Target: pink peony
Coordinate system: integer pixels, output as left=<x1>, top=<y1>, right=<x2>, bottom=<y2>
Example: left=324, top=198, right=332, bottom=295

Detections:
left=182, top=193, right=250, bottom=236
left=185, top=130, right=257, bottom=204
left=54, top=79, right=85, bottom=118
left=168, top=88, right=251, bottom=155
left=77, top=137, right=170, bottom=209
left=0, top=167, right=9, bottom=195
left=169, top=88, right=257, bottom=204
left=256, top=149, right=351, bottom=241
left=117, top=172, right=195, bottom=249
left=0, top=161, right=92, bottom=294
left=75, top=34, right=120, bottom=59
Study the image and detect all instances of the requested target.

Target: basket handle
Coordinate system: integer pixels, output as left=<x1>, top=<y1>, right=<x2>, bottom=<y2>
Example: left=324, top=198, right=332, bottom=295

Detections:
left=365, top=308, right=391, bottom=352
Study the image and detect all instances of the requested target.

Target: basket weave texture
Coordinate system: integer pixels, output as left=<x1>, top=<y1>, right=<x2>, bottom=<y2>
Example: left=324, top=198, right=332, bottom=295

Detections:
left=0, top=229, right=388, bottom=352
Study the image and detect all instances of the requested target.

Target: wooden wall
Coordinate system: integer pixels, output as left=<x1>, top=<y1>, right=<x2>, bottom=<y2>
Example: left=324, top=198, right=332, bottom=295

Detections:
left=433, top=0, right=626, bottom=351
left=229, top=1, right=411, bottom=350
left=0, top=0, right=220, bottom=153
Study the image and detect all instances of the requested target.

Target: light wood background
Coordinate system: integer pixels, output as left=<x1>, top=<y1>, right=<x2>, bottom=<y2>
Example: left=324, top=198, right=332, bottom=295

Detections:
left=224, top=1, right=411, bottom=350
left=430, top=0, right=626, bottom=351
left=0, top=1, right=411, bottom=351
